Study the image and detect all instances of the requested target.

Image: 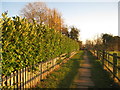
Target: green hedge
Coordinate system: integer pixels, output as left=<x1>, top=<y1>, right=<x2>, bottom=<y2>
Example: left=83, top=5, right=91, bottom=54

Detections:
left=1, top=13, right=79, bottom=75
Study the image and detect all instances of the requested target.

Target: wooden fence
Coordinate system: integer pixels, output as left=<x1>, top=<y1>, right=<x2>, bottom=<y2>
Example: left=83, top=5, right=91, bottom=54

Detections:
left=91, top=50, right=120, bottom=85
left=1, top=51, right=77, bottom=89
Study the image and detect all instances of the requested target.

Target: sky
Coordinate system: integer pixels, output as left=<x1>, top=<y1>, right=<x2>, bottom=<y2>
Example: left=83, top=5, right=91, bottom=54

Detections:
left=0, top=0, right=119, bottom=44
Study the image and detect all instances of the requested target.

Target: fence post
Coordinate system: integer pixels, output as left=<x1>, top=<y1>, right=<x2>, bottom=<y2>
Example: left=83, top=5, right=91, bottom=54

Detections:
left=93, top=50, right=95, bottom=55
left=113, top=53, right=117, bottom=79
left=0, top=62, right=2, bottom=88
left=97, top=50, right=99, bottom=59
left=102, top=50, right=105, bottom=68
left=11, top=72, right=14, bottom=88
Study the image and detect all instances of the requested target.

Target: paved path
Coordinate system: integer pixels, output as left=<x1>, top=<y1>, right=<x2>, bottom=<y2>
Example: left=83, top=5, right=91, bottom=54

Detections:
left=72, top=51, right=94, bottom=88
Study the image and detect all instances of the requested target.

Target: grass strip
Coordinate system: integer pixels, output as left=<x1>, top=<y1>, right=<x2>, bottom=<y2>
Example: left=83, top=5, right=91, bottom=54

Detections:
left=36, top=51, right=84, bottom=88
left=87, top=51, right=120, bottom=88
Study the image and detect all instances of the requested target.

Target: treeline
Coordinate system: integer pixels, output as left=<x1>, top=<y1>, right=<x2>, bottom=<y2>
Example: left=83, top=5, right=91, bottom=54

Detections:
left=21, top=2, right=80, bottom=41
left=85, top=33, right=120, bottom=51
left=102, top=34, right=120, bottom=51
left=1, top=13, right=79, bottom=76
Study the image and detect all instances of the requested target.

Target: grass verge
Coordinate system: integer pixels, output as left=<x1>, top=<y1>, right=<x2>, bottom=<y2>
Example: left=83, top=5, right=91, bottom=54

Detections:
left=36, top=50, right=84, bottom=88
left=87, top=51, right=120, bottom=88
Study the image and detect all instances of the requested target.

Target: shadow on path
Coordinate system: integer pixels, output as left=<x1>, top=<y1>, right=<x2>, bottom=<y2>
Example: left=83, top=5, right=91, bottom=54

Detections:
left=88, top=51, right=120, bottom=88
left=71, top=50, right=120, bottom=88
left=71, top=51, right=94, bottom=88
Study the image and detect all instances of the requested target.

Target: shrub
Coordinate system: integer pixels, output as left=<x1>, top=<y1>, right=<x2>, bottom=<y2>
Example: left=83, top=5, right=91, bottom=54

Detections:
left=1, top=13, right=79, bottom=75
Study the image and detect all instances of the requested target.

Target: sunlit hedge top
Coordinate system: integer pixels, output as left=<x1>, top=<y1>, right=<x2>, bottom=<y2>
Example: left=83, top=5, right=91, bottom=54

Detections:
left=1, top=13, right=79, bottom=75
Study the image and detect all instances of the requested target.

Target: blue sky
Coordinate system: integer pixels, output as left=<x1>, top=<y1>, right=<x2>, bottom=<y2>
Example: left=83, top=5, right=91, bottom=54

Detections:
left=0, top=0, right=119, bottom=43
left=1, top=2, right=27, bottom=16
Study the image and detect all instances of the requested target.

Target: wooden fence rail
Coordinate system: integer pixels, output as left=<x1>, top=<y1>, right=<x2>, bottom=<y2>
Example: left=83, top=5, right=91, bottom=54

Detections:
left=90, top=50, right=120, bottom=85
left=1, top=51, right=77, bottom=89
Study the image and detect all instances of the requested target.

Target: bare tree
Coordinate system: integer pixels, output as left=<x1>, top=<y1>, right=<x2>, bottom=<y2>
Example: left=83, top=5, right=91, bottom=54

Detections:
left=20, top=2, right=64, bottom=32
left=85, top=40, right=93, bottom=50
left=21, top=2, right=49, bottom=24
